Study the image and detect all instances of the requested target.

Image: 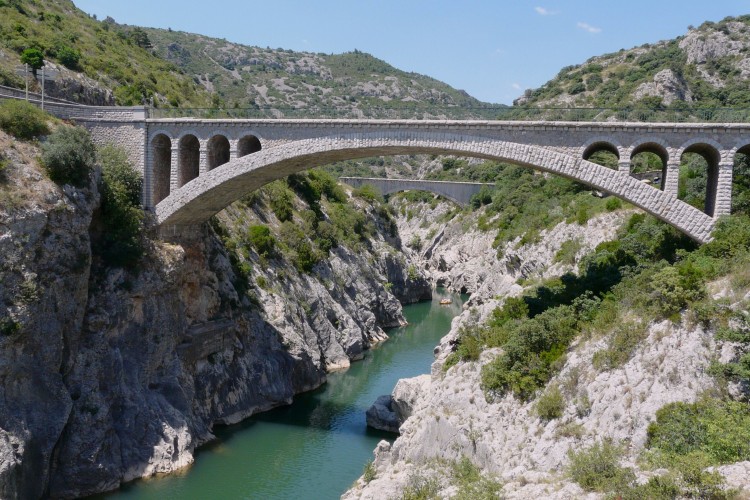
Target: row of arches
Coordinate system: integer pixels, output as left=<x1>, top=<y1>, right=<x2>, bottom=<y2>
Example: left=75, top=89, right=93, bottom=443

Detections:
left=151, top=133, right=262, bottom=205
left=581, top=139, right=745, bottom=216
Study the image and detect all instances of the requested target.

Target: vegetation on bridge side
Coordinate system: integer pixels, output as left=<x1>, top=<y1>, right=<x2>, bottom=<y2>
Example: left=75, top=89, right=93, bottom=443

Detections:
left=210, top=168, right=399, bottom=297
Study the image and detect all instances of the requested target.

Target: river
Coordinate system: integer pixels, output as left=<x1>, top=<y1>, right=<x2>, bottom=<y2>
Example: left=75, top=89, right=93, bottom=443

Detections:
left=103, top=289, right=465, bottom=500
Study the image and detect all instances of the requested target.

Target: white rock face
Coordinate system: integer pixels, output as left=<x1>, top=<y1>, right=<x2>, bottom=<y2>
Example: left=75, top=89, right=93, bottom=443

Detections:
left=633, top=69, right=693, bottom=105
left=346, top=314, right=725, bottom=499
left=345, top=200, right=750, bottom=498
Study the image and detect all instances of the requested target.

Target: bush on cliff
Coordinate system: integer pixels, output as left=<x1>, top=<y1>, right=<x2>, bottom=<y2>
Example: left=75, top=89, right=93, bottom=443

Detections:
left=247, top=224, right=276, bottom=258
left=42, top=126, right=96, bottom=187
left=97, top=145, right=144, bottom=269
left=0, top=99, right=49, bottom=140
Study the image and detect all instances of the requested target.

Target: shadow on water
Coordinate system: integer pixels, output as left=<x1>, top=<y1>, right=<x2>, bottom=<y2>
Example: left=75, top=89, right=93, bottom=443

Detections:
left=103, top=288, right=467, bottom=500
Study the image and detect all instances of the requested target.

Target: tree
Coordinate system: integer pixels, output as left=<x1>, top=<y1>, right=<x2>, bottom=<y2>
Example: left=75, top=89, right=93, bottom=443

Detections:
left=20, top=48, right=44, bottom=77
left=57, top=46, right=81, bottom=70
left=41, top=127, right=96, bottom=187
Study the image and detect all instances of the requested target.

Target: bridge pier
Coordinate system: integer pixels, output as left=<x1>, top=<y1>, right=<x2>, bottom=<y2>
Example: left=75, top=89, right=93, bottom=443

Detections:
left=199, top=139, right=209, bottom=176
left=662, top=161, right=680, bottom=198
left=713, top=162, right=734, bottom=217
left=169, top=146, right=180, bottom=193
left=618, top=161, right=630, bottom=173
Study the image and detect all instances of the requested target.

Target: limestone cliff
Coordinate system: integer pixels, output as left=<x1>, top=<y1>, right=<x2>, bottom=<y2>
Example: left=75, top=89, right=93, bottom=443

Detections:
left=0, top=130, right=430, bottom=499
left=346, top=198, right=750, bottom=499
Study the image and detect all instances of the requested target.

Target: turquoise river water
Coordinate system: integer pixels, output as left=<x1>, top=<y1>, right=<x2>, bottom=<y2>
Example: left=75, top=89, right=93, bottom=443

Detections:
left=104, top=289, right=466, bottom=500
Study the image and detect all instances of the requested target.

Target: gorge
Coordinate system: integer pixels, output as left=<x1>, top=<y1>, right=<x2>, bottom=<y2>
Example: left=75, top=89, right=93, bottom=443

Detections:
left=3, top=2, right=750, bottom=499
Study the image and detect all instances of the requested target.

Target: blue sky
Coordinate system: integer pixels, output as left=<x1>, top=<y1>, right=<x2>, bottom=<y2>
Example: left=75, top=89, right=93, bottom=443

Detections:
left=74, top=1, right=750, bottom=105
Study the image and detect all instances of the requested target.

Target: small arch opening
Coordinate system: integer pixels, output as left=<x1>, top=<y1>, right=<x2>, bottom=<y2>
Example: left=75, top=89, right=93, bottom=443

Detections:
left=679, top=143, right=721, bottom=216
left=207, top=135, right=230, bottom=170
left=733, top=144, right=750, bottom=214
left=238, top=135, right=262, bottom=157
left=583, top=142, right=619, bottom=170
left=151, top=134, right=172, bottom=205
left=630, top=143, right=669, bottom=189
left=178, top=134, right=200, bottom=187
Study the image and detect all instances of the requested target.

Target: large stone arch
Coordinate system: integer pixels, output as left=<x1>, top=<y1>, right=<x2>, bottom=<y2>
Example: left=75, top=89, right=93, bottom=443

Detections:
left=155, top=131, right=716, bottom=242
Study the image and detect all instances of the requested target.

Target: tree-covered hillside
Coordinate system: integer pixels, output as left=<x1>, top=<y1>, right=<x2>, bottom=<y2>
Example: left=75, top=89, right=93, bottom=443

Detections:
left=0, top=0, right=211, bottom=106
left=516, top=16, right=750, bottom=112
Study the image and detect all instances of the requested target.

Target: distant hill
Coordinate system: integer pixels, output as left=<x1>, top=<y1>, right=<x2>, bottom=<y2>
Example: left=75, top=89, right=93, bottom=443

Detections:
left=515, top=15, right=750, bottom=111
left=0, top=0, right=504, bottom=118
left=143, top=27, right=504, bottom=118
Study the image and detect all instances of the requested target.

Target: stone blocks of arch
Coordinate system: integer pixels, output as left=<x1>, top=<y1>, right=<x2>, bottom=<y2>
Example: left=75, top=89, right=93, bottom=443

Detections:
left=156, top=131, right=718, bottom=243
left=146, top=130, right=263, bottom=207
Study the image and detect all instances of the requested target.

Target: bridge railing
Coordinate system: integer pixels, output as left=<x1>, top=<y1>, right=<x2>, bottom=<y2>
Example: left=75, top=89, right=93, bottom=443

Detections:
left=147, top=105, right=750, bottom=123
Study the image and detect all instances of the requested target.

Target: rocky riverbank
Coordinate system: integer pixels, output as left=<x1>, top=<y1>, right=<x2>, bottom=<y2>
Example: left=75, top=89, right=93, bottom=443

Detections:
left=346, top=197, right=750, bottom=499
left=0, top=130, right=430, bottom=499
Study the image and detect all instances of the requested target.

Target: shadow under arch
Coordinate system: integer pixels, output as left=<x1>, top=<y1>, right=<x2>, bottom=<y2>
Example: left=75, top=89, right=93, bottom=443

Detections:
left=156, top=131, right=717, bottom=242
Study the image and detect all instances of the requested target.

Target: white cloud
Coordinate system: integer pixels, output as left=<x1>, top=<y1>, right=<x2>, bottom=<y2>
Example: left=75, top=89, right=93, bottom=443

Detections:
left=512, top=83, right=522, bottom=90
left=534, top=6, right=557, bottom=15
left=577, top=22, right=602, bottom=34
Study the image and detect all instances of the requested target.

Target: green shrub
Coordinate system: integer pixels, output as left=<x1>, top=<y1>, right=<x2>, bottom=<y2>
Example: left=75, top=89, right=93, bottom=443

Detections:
left=0, top=318, right=21, bottom=336
left=0, top=100, right=50, bottom=140
left=401, top=473, right=440, bottom=500
left=314, top=221, right=338, bottom=253
left=20, top=47, right=44, bottom=72
left=0, top=154, right=8, bottom=182
left=247, top=224, right=276, bottom=257
left=646, top=398, right=750, bottom=465
left=353, top=183, right=382, bottom=203
left=605, top=197, right=622, bottom=211
left=363, top=460, right=376, bottom=483
left=97, top=145, right=144, bottom=268
left=480, top=304, right=580, bottom=400
left=279, top=221, right=319, bottom=273
left=591, top=322, right=647, bottom=371
left=42, top=127, right=96, bottom=187
left=554, top=239, right=582, bottom=265
left=648, top=266, right=703, bottom=317
left=57, top=45, right=81, bottom=69
left=266, top=181, right=294, bottom=222
left=567, top=439, right=635, bottom=492
left=451, top=457, right=502, bottom=500
left=535, top=386, right=565, bottom=420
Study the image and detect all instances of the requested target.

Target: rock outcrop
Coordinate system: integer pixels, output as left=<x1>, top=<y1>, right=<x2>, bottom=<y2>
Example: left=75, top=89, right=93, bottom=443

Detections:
left=0, top=130, right=430, bottom=498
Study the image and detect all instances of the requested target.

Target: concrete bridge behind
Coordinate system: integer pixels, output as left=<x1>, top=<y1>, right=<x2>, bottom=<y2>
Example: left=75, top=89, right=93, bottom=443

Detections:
left=339, top=177, right=491, bottom=206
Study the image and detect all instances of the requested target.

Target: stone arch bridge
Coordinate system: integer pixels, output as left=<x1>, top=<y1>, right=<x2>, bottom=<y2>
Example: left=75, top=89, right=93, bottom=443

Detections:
left=4, top=94, right=749, bottom=243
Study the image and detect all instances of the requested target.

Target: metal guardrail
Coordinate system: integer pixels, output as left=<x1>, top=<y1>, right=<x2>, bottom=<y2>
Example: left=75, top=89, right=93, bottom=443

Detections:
left=147, top=105, right=750, bottom=123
